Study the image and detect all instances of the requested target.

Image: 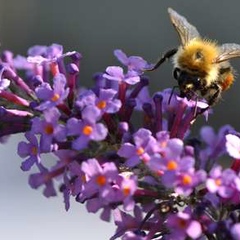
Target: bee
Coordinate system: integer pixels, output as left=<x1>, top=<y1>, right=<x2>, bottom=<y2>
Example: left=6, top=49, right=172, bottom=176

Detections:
left=148, top=8, right=240, bottom=106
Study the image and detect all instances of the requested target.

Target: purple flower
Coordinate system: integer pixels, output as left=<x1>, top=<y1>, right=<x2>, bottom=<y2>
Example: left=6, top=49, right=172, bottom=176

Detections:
left=160, top=155, right=194, bottom=185
left=76, top=88, right=121, bottom=114
left=35, top=73, right=69, bottom=110
left=80, top=159, right=119, bottom=198
left=206, top=165, right=240, bottom=202
left=118, top=128, right=158, bottom=167
left=66, top=106, right=108, bottom=150
left=118, top=174, right=137, bottom=211
left=166, top=210, right=202, bottom=239
left=199, top=125, right=233, bottom=168
left=28, top=163, right=57, bottom=197
left=103, top=66, right=140, bottom=85
left=111, top=207, right=144, bottom=240
left=134, top=86, right=152, bottom=110
left=68, top=161, right=86, bottom=196
left=231, top=223, right=240, bottom=240
left=80, top=159, right=121, bottom=221
left=31, top=107, right=66, bottom=152
left=174, top=169, right=206, bottom=196
left=27, top=43, right=68, bottom=61
left=13, top=55, right=33, bottom=70
left=53, top=149, right=79, bottom=210
left=114, top=49, right=153, bottom=73
left=18, top=132, right=41, bottom=171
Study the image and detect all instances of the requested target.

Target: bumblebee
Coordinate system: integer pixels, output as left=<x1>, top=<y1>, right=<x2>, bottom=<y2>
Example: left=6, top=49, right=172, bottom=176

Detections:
left=148, top=8, right=240, bottom=106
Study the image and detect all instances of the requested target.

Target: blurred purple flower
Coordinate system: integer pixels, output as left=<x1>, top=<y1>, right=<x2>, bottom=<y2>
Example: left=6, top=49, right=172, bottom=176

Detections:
left=231, top=223, right=240, bottom=240
left=226, top=134, right=240, bottom=159
left=166, top=210, right=202, bottom=239
left=206, top=165, right=240, bottom=202
left=76, top=88, right=121, bottom=114
left=111, top=207, right=144, bottom=240
left=103, top=66, right=140, bottom=85
left=114, top=49, right=153, bottom=74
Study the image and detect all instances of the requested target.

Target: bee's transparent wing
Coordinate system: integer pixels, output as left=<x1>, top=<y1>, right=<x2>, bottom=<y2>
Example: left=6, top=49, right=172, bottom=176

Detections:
left=214, top=43, right=240, bottom=63
left=168, top=8, right=200, bottom=46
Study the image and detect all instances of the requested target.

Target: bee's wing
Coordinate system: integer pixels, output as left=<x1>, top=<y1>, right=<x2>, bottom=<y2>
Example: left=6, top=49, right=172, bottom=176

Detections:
left=214, top=43, right=240, bottom=63
left=168, top=8, right=200, bottom=46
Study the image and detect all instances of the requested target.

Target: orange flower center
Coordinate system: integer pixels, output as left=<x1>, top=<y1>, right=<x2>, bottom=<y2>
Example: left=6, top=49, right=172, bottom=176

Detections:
left=123, top=186, right=131, bottom=196
left=178, top=218, right=188, bottom=228
left=167, top=160, right=178, bottom=171
left=215, top=178, right=222, bottom=186
left=44, top=124, right=54, bottom=135
left=31, top=146, right=38, bottom=155
left=97, top=100, right=107, bottom=109
left=51, top=93, right=60, bottom=102
left=182, top=174, right=192, bottom=185
left=136, top=147, right=144, bottom=156
left=82, top=125, right=93, bottom=135
left=96, top=175, right=106, bottom=186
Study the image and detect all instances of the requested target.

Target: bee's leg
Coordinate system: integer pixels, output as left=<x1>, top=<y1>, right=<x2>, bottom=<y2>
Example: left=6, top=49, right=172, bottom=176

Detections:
left=145, top=48, right=178, bottom=71
left=206, top=83, right=222, bottom=106
left=197, top=83, right=222, bottom=115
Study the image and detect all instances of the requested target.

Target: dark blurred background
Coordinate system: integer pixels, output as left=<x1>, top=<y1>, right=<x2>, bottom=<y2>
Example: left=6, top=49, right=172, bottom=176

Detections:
left=1, top=0, right=240, bottom=239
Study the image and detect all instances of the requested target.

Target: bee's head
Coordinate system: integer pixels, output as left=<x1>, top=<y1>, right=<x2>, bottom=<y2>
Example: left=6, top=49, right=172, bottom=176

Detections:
left=173, top=67, right=202, bottom=94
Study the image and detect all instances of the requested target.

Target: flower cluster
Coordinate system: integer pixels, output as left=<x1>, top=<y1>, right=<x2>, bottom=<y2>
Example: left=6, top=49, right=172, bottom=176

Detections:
left=2, top=44, right=240, bottom=239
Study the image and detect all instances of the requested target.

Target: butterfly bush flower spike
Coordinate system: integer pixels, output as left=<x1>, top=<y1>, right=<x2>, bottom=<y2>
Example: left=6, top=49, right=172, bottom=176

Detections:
left=1, top=43, right=240, bottom=239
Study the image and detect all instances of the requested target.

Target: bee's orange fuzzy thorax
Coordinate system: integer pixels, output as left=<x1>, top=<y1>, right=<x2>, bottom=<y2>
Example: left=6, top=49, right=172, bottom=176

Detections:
left=176, top=38, right=220, bottom=76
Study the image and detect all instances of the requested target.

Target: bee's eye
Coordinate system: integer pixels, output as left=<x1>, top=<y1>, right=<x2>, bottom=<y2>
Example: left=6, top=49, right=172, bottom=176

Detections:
left=173, top=68, right=181, bottom=80
left=193, top=77, right=201, bottom=87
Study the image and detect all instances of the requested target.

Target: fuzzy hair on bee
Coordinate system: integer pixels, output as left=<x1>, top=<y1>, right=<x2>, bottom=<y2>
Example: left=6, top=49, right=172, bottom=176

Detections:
left=147, top=8, right=240, bottom=106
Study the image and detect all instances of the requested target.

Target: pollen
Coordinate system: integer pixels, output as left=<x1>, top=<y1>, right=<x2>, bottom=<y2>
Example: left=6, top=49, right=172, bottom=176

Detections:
left=51, top=93, right=60, bottom=102
left=136, top=147, right=144, bottom=156
left=96, top=175, right=106, bottom=186
left=97, top=100, right=107, bottom=109
left=167, top=160, right=178, bottom=171
left=44, top=123, right=54, bottom=135
left=82, top=125, right=93, bottom=135
left=182, top=174, right=192, bottom=185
